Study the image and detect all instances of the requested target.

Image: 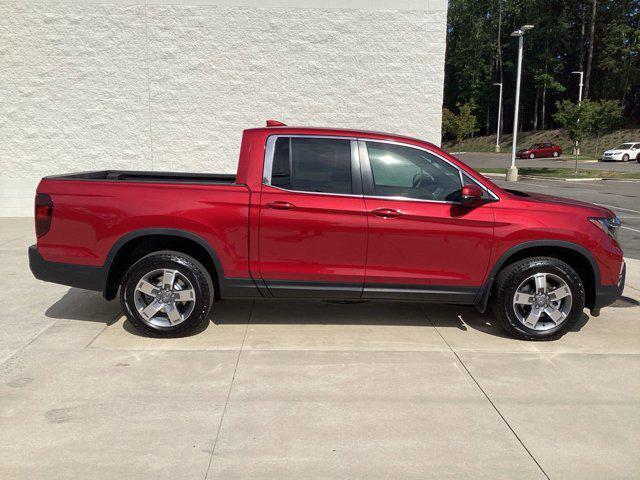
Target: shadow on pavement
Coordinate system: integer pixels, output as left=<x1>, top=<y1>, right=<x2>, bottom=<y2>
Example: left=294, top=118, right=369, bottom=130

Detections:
left=45, top=289, right=593, bottom=341
left=45, top=288, right=121, bottom=324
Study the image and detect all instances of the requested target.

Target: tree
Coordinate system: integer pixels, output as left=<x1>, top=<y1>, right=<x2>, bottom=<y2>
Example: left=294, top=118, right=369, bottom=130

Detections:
left=441, top=104, right=479, bottom=144
left=554, top=99, right=596, bottom=172
left=457, top=104, right=479, bottom=141
left=442, top=108, right=458, bottom=141
left=583, top=0, right=598, bottom=99
left=589, top=100, right=624, bottom=155
left=444, top=0, right=639, bottom=131
left=533, top=73, right=566, bottom=130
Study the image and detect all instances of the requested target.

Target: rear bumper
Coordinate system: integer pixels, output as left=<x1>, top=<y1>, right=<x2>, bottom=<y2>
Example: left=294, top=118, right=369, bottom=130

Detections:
left=29, top=245, right=106, bottom=292
left=592, top=261, right=626, bottom=314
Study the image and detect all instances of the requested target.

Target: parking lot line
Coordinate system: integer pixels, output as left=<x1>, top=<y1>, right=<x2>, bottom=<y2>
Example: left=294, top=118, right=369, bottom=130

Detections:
left=598, top=204, right=640, bottom=214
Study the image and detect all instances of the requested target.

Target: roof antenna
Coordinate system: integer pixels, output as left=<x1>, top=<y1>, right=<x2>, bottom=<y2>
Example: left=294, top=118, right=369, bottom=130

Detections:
left=266, top=120, right=287, bottom=127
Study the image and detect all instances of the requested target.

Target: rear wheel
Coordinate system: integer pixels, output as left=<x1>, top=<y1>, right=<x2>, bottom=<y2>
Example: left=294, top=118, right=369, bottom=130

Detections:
left=492, top=257, right=585, bottom=340
left=120, top=251, right=215, bottom=337
left=553, top=151, right=559, bottom=157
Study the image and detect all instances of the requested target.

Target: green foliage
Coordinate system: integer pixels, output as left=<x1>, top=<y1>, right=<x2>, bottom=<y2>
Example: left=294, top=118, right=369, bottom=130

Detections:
left=590, top=99, right=624, bottom=135
left=444, top=0, right=640, bottom=134
left=553, top=100, right=594, bottom=144
left=587, top=99, right=624, bottom=155
left=442, top=104, right=479, bottom=143
left=534, top=73, right=566, bottom=94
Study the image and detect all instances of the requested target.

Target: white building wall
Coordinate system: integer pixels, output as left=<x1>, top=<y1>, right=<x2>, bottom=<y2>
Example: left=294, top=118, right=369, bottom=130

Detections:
left=0, top=0, right=448, bottom=216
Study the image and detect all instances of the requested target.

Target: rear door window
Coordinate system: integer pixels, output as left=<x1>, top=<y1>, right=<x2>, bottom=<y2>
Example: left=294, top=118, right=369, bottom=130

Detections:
left=270, top=137, right=352, bottom=195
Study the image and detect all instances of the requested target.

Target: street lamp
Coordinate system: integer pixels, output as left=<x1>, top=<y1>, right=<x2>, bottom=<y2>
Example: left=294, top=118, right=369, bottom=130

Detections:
left=493, top=82, right=503, bottom=152
left=507, top=24, right=534, bottom=182
left=571, top=70, right=584, bottom=155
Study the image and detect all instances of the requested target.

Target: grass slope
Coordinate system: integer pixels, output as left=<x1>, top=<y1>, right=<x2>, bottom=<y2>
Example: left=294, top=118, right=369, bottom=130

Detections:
left=445, top=128, right=640, bottom=158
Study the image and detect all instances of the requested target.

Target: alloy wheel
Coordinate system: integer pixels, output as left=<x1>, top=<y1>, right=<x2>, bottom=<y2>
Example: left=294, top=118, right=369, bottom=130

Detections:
left=512, top=272, right=572, bottom=331
left=133, top=268, right=196, bottom=327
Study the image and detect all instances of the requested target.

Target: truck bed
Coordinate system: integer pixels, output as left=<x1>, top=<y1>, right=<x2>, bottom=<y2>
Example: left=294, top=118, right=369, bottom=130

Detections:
left=45, top=170, right=238, bottom=185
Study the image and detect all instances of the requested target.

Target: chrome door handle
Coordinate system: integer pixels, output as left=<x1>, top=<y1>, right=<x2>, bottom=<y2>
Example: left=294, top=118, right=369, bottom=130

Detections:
left=266, top=201, right=295, bottom=210
left=371, top=208, right=402, bottom=218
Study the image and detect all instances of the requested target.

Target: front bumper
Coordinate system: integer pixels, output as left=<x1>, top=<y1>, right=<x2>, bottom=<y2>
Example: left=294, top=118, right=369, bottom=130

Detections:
left=591, top=261, right=626, bottom=315
left=29, top=245, right=106, bottom=292
left=601, top=154, right=622, bottom=161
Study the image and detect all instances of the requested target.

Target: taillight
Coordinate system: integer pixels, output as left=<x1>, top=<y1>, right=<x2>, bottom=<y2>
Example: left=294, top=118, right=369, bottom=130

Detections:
left=35, top=193, right=53, bottom=237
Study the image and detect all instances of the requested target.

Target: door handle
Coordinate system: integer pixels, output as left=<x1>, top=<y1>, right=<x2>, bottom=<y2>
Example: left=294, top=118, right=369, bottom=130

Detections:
left=371, top=208, right=402, bottom=218
left=266, top=201, right=295, bottom=210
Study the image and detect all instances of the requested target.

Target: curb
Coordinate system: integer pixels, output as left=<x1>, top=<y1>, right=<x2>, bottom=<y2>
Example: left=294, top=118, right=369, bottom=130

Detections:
left=480, top=173, right=640, bottom=183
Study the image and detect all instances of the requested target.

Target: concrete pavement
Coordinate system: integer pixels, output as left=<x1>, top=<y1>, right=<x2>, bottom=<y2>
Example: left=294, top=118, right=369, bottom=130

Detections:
left=2, top=218, right=640, bottom=479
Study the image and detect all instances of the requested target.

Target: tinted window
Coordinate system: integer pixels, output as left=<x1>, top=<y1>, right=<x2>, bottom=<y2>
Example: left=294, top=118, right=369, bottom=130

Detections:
left=366, top=142, right=463, bottom=201
left=270, top=137, right=352, bottom=194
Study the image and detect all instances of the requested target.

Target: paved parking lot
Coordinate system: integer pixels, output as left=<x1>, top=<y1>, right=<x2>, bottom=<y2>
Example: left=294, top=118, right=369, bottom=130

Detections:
left=457, top=151, right=640, bottom=172
left=2, top=217, right=640, bottom=479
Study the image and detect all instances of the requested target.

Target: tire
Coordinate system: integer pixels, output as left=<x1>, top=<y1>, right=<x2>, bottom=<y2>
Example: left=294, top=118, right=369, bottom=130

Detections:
left=636, top=154, right=640, bottom=163
left=553, top=151, right=559, bottom=157
left=120, top=250, right=215, bottom=337
left=529, top=153, right=535, bottom=159
left=622, top=154, right=630, bottom=162
left=491, top=257, right=585, bottom=341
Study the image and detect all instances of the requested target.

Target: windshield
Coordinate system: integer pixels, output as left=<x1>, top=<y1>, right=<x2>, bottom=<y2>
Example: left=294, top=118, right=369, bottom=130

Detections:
left=618, top=143, right=633, bottom=149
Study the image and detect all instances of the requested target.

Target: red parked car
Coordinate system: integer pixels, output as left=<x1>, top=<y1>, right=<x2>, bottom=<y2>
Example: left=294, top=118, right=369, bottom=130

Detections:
left=29, top=123, right=624, bottom=340
left=517, top=143, right=563, bottom=159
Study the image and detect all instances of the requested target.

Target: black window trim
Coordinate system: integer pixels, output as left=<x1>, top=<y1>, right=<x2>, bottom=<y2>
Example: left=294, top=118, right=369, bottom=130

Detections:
left=262, top=135, right=499, bottom=203
left=357, top=139, right=500, bottom=204
left=262, top=134, right=363, bottom=197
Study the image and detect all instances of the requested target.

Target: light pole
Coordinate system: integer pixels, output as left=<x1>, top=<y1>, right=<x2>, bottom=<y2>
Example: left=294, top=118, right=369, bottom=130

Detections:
left=507, top=24, right=534, bottom=182
left=571, top=70, right=584, bottom=156
left=493, top=82, right=503, bottom=153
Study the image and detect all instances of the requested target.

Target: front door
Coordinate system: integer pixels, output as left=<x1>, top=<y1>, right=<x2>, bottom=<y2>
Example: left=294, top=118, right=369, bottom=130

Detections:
left=258, top=136, right=367, bottom=297
left=359, top=140, right=495, bottom=302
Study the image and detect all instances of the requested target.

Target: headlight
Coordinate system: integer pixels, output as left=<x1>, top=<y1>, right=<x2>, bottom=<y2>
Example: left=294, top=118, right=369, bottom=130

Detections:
left=589, top=217, right=621, bottom=239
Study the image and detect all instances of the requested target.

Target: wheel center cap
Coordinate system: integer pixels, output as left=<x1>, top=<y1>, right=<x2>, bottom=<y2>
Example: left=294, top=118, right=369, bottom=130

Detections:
left=159, top=291, right=173, bottom=303
left=534, top=294, right=547, bottom=307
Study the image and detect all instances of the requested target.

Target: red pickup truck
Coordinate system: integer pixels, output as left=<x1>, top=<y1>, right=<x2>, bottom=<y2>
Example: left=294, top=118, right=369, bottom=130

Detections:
left=29, top=123, right=625, bottom=340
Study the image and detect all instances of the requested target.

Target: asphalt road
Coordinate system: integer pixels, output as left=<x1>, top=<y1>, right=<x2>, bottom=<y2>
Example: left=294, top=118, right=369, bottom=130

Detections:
left=489, top=176, right=640, bottom=259
left=457, top=151, right=640, bottom=172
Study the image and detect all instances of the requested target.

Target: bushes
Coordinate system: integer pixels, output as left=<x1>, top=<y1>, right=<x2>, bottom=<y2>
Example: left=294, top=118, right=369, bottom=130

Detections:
left=442, top=103, right=478, bottom=144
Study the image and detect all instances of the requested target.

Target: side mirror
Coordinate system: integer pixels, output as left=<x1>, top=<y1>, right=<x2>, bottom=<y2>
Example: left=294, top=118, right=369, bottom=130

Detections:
left=460, top=184, right=483, bottom=206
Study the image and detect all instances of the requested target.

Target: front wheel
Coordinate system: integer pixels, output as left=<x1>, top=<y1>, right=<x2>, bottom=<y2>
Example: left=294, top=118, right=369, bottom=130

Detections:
left=622, top=154, right=630, bottom=162
left=491, top=257, right=585, bottom=340
left=120, top=251, right=215, bottom=336
left=529, top=153, right=535, bottom=159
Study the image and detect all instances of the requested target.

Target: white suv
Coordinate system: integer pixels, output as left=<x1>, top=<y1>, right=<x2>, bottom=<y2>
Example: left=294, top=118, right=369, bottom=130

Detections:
left=601, top=142, right=640, bottom=162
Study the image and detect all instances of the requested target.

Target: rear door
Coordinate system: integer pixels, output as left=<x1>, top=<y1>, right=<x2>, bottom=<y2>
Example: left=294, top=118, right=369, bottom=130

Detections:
left=543, top=144, right=554, bottom=157
left=258, top=136, right=367, bottom=297
left=359, top=140, right=495, bottom=302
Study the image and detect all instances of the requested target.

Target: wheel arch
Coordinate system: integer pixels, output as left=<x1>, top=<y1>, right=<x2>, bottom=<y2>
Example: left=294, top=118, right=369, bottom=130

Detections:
left=102, top=229, right=224, bottom=300
left=476, top=240, right=600, bottom=313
